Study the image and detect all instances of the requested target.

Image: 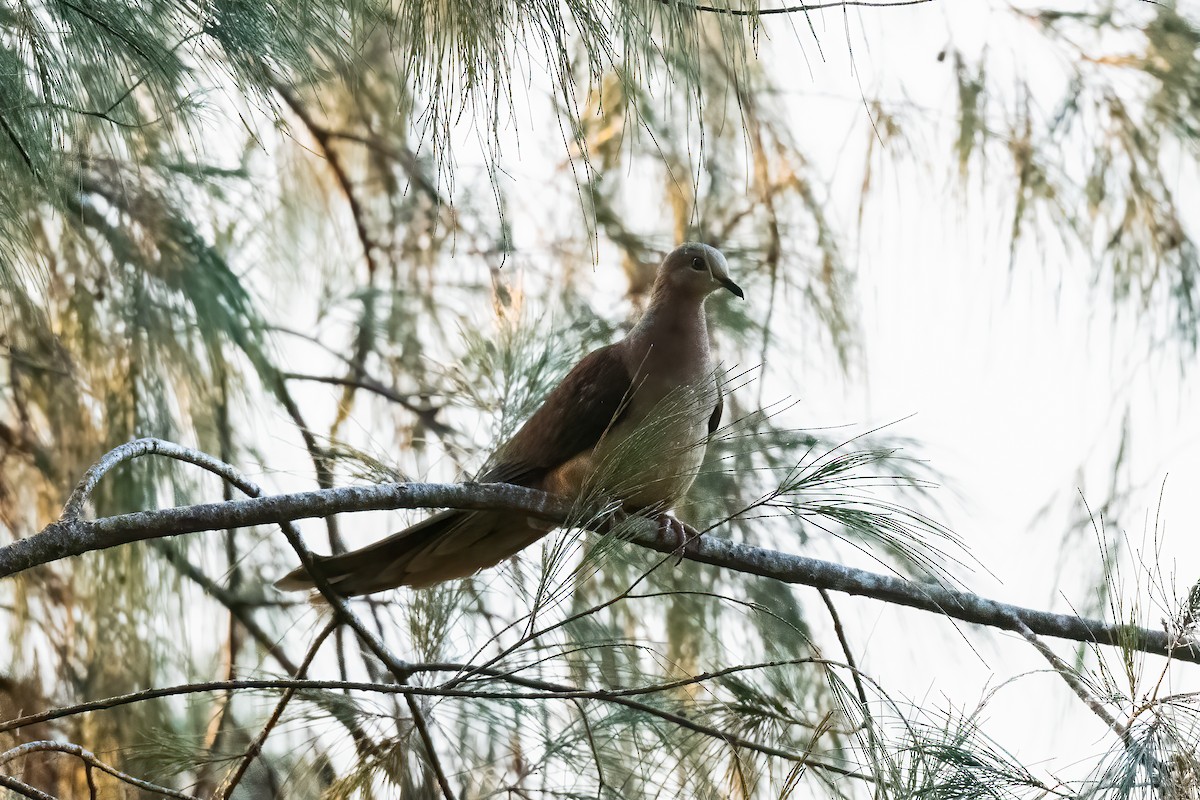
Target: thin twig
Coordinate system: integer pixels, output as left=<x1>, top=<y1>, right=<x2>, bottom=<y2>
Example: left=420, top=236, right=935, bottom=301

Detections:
left=272, top=521, right=459, bottom=799
left=818, top=588, right=883, bottom=797
left=1, top=658, right=849, bottom=732
left=0, top=670, right=870, bottom=778
left=817, top=589, right=869, bottom=711
left=271, top=331, right=457, bottom=438
left=0, top=112, right=37, bottom=178
left=149, top=540, right=299, bottom=674
left=283, top=372, right=452, bottom=437
left=1002, top=610, right=1183, bottom=800
left=670, top=0, right=936, bottom=14
left=0, top=741, right=199, bottom=799
left=149, top=541, right=379, bottom=759
left=572, top=698, right=607, bottom=797
left=271, top=374, right=346, bottom=550
left=196, top=379, right=242, bottom=795
left=406, top=691, right=454, bottom=794
left=274, top=84, right=386, bottom=477
left=321, top=129, right=450, bottom=208
left=215, top=622, right=337, bottom=799
left=274, top=84, right=381, bottom=278
left=1005, top=613, right=1127, bottom=737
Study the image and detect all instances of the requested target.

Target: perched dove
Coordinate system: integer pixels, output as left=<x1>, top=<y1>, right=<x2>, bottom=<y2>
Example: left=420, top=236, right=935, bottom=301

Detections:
left=277, top=243, right=742, bottom=595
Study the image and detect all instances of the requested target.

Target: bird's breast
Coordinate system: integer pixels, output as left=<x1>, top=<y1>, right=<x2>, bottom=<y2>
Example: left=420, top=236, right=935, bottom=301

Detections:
left=543, top=376, right=716, bottom=510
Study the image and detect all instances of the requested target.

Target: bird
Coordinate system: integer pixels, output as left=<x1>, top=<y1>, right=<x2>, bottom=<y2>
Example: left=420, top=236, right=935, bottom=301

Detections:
left=276, top=243, right=743, bottom=595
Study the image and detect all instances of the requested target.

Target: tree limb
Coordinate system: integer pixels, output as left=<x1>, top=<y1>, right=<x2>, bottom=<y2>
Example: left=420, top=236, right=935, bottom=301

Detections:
left=0, top=774, right=56, bottom=800
left=670, top=0, right=937, bottom=14
left=3, top=439, right=1196, bottom=666
left=0, top=668, right=870, bottom=779
left=0, top=740, right=199, bottom=799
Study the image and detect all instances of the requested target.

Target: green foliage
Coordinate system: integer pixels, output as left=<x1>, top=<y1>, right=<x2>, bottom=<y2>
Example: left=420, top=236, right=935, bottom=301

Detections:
left=2, top=0, right=1200, bottom=798
left=891, top=709, right=1056, bottom=799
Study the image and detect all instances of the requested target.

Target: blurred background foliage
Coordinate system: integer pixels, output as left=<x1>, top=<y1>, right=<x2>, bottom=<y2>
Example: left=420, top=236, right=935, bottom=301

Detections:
left=1, top=0, right=1199, bottom=797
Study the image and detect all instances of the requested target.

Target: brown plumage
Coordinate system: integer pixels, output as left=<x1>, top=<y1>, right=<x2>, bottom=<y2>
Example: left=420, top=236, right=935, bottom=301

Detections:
left=276, top=243, right=743, bottom=595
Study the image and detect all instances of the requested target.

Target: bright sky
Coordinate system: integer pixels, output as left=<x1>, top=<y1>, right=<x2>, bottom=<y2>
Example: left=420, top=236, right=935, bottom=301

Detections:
left=779, top=0, right=1200, bottom=779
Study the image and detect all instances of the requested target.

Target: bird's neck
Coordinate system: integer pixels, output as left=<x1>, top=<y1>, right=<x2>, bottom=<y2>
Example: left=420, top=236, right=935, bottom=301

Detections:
left=625, top=294, right=711, bottom=381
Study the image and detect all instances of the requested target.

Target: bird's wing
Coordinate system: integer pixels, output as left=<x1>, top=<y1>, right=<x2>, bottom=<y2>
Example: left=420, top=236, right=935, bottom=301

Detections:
left=708, top=382, right=723, bottom=435
left=481, top=343, right=634, bottom=487
left=275, top=344, right=637, bottom=595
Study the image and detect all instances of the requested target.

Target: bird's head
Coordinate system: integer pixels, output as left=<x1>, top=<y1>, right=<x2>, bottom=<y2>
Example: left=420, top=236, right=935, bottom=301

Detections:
left=654, top=243, right=744, bottom=302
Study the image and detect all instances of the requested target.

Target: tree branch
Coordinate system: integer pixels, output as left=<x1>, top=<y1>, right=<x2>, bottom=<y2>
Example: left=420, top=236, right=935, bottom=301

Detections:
left=4, top=439, right=1196, bottom=666
left=0, top=740, right=199, bottom=799
left=49, top=438, right=459, bottom=799
left=670, top=0, right=937, bottom=14
left=6, top=480, right=569, bottom=573
left=0, top=774, right=56, bottom=800
left=0, top=667, right=870, bottom=779
left=283, top=372, right=452, bottom=438
left=274, top=84, right=381, bottom=278
left=214, top=623, right=337, bottom=799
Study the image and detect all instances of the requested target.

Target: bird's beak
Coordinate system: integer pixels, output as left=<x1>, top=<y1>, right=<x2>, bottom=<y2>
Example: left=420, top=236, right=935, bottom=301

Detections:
left=718, top=277, right=744, bottom=299
left=701, top=246, right=743, bottom=299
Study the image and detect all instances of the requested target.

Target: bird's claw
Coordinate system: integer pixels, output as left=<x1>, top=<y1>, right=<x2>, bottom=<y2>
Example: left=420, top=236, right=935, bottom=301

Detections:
left=657, top=514, right=701, bottom=565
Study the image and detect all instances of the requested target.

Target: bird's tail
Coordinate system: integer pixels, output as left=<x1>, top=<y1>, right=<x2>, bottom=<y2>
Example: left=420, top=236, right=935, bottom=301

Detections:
left=274, top=509, right=552, bottom=595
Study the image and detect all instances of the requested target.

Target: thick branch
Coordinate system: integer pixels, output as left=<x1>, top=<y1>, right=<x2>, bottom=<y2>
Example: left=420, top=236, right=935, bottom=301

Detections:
left=669, top=527, right=1198, bottom=663
left=6, top=482, right=568, bottom=574
left=2, top=479, right=1195, bottom=664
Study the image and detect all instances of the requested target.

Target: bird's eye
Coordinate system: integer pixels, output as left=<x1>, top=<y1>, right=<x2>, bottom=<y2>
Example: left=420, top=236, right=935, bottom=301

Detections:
left=691, top=257, right=706, bottom=271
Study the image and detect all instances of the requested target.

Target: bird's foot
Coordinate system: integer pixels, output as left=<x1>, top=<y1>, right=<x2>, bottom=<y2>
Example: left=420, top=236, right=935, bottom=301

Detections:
left=657, top=513, right=701, bottom=565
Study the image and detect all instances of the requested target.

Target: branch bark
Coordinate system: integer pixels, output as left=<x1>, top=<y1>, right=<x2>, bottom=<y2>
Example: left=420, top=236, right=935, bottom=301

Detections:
left=2, top=448, right=1195, bottom=665
left=0, top=740, right=199, bottom=799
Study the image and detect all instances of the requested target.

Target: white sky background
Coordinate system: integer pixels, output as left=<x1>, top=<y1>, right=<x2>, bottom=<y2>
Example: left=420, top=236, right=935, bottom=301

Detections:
left=241, top=0, right=1200, bottom=790
left=759, top=0, right=1200, bottom=779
